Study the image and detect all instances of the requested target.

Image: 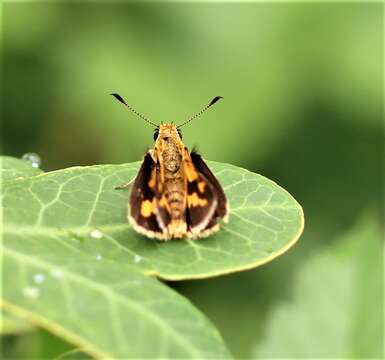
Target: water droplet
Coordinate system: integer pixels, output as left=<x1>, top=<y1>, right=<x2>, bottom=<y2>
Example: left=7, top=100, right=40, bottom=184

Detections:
left=134, top=254, right=142, bottom=264
left=96, top=254, right=102, bottom=261
left=33, top=273, right=45, bottom=284
left=22, top=286, right=40, bottom=299
left=90, top=229, right=103, bottom=239
left=51, top=268, right=63, bottom=279
left=22, top=153, right=41, bottom=168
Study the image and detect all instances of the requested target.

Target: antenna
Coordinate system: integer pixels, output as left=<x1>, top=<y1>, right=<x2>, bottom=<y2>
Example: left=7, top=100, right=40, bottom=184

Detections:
left=177, top=96, right=223, bottom=128
left=111, top=93, right=158, bottom=127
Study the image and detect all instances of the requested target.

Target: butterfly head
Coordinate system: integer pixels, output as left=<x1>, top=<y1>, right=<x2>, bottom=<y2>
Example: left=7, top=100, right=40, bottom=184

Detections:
left=153, top=124, right=182, bottom=143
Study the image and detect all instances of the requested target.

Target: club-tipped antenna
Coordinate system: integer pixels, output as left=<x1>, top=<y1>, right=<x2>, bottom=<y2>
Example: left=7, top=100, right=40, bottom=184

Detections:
left=177, top=96, right=223, bottom=128
left=111, top=93, right=158, bottom=127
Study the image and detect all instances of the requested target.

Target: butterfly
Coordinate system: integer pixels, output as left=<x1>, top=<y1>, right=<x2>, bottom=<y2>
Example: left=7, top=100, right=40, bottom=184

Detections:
left=112, top=93, right=228, bottom=240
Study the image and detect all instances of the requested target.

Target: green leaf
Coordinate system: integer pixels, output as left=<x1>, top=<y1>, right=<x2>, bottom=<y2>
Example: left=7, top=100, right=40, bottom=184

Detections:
left=1, top=159, right=238, bottom=358
left=1, top=156, right=303, bottom=358
left=2, top=157, right=303, bottom=280
left=1, top=310, right=35, bottom=335
left=252, top=214, right=383, bottom=358
left=55, top=349, right=93, bottom=360
left=1, top=156, right=43, bottom=182
left=1, top=158, right=39, bottom=336
left=2, top=248, right=231, bottom=359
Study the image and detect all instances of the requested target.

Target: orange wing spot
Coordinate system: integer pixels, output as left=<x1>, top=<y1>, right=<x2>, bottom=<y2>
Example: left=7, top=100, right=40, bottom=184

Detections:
left=184, top=152, right=199, bottom=182
left=185, top=164, right=199, bottom=182
left=158, top=196, right=168, bottom=208
left=148, top=169, right=156, bottom=189
left=198, top=181, right=206, bottom=193
left=187, top=192, right=208, bottom=207
left=140, top=199, right=155, bottom=218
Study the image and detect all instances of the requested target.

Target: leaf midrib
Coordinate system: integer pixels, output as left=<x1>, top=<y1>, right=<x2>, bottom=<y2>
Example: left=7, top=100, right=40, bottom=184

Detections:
left=3, top=246, right=206, bottom=358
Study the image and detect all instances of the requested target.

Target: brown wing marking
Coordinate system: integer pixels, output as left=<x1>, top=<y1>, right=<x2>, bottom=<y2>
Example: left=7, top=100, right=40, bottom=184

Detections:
left=129, top=152, right=164, bottom=237
left=183, top=150, right=219, bottom=235
left=190, top=150, right=228, bottom=222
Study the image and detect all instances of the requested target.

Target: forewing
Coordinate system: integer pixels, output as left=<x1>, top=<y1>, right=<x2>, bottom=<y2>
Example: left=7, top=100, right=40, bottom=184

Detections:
left=190, top=150, right=228, bottom=220
left=184, top=151, right=219, bottom=234
left=129, top=152, right=162, bottom=235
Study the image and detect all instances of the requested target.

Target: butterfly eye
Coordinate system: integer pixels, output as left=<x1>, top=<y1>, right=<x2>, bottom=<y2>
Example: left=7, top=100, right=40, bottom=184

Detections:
left=177, top=129, right=183, bottom=139
left=153, top=129, right=159, bottom=141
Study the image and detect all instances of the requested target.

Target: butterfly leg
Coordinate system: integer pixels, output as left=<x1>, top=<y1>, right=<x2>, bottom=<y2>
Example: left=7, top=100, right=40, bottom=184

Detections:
left=114, top=177, right=135, bottom=190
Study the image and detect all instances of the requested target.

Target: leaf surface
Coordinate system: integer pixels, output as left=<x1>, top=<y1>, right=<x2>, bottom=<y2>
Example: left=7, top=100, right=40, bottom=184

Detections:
left=1, top=158, right=235, bottom=358
left=55, top=349, right=93, bottom=360
left=1, top=310, right=35, bottom=335
left=2, top=245, right=231, bottom=359
left=1, top=156, right=43, bottom=182
left=2, top=158, right=303, bottom=280
left=1, top=157, right=303, bottom=358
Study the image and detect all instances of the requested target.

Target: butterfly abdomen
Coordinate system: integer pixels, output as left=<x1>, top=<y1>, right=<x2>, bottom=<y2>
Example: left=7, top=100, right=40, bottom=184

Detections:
left=163, top=172, right=186, bottom=220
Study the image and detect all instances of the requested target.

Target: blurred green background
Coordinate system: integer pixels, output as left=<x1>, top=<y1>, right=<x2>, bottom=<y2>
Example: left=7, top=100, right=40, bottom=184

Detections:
left=1, top=2, right=383, bottom=359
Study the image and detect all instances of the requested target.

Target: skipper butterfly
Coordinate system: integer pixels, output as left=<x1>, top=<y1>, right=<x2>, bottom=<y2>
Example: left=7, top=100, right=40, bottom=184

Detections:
left=112, top=94, right=228, bottom=240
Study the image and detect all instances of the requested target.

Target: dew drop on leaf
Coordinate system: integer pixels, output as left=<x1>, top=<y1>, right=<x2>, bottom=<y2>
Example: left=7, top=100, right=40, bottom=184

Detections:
left=22, top=286, right=40, bottom=299
left=33, top=273, right=45, bottom=284
left=90, top=229, right=104, bottom=239
left=134, top=254, right=142, bottom=264
left=21, top=152, right=41, bottom=168
left=96, top=254, right=103, bottom=261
